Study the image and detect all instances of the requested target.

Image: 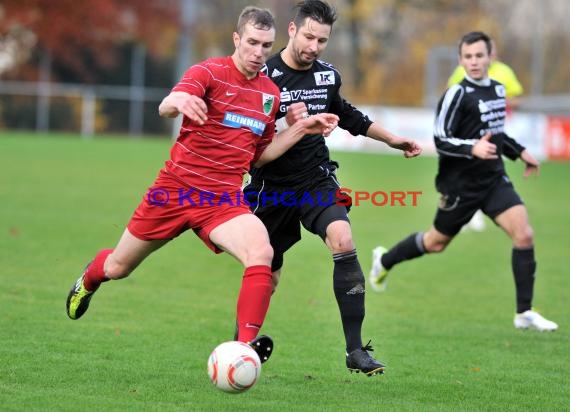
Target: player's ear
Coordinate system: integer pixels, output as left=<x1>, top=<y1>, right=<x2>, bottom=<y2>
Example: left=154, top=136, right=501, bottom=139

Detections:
left=233, top=32, right=240, bottom=49
left=288, top=21, right=296, bottom=38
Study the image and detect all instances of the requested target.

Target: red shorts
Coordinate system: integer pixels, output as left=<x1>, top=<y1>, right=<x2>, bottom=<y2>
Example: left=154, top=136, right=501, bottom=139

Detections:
left=127, top=171, right=251, bottom=253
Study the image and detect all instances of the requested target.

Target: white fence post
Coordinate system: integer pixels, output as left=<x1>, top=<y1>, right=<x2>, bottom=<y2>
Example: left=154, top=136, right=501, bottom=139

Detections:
left=81, top=88, right=96, bottom=138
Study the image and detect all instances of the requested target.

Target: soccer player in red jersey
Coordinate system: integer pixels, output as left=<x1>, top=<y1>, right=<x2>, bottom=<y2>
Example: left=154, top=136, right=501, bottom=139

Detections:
left=66, top=6, right=339, bottom=363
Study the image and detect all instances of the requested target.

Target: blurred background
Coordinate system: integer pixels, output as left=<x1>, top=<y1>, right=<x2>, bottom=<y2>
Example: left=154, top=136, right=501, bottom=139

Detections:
left=1, top=0, right=569, bottom=154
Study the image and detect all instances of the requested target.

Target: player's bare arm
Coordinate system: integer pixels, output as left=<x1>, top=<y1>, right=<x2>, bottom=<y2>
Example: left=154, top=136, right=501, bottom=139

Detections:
left=366, top=122, right=422, bottom=158
left=255, top=113, right=339, bottom=167
left=158, top=91, right=208, bottom=124
left=520, top=149, right=540, bottom=178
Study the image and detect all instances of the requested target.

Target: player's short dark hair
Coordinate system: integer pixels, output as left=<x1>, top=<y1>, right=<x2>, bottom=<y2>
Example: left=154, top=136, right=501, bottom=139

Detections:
left=458, top=31, right=492, bottom=55
left=236, top=7, right=275, bottom=36
left=292, top=0, right=337, bottom=28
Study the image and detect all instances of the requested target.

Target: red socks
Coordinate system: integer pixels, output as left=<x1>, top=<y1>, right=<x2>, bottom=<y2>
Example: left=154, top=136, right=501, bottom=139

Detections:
left=81, top=255, right=273, bottom=343
left=236, top=265, right=273, bottom=343
left=83, top=249, right=113, bottom=292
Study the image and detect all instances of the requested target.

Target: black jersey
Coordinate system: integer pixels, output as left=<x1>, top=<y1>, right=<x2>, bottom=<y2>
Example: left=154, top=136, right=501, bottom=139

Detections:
left=250, top=51, right=373, bottom=187
left=433, top=77, right=525, bottom=193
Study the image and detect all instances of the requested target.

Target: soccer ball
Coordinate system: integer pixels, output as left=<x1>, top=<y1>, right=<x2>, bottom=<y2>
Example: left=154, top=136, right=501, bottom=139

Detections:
left=207, top=341, right=262, bottom=393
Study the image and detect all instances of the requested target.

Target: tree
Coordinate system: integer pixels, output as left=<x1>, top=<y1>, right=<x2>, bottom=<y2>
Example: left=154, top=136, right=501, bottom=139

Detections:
left=0, top=0, right=178, bottom=81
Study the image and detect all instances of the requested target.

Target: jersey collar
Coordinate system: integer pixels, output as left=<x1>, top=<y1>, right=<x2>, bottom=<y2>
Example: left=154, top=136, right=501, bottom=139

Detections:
left=465, top=75, right=491, bottom=87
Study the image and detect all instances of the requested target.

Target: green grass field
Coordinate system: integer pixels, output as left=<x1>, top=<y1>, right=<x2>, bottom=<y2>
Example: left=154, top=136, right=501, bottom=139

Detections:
left=1, top=132, right=568, bottom=411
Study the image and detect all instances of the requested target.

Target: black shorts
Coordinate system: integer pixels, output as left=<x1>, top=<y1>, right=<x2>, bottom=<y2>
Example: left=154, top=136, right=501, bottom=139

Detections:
left=434, top=175, right=523, bottom=237
left=244, top=163, right=350, bottom=270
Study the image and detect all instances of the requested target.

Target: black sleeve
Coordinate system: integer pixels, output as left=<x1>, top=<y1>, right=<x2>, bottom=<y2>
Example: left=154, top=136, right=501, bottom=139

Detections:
left=433, top=85, right=475, bottom=158
left=502, top=134, right=526, bottom=161
left=330, top=91, right=373, bottom=136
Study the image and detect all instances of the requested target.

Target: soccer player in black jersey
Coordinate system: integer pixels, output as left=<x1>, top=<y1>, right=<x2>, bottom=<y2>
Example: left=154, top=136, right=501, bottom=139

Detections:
left=369, top=31, right=558, bottom=332
left=244, top=0, right=422, bottom=375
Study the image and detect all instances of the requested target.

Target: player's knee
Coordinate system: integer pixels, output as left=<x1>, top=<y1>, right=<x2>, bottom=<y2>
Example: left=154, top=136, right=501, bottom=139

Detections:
left=327, top=232, right=354, bottom=253
left=104, top=256, right=134, bottom=279
left=249, top=242, right=274, bottom=266
left=424, top=239, right=448, bottom=253
left=423, top=230, right=451, bottom=254
left=513, top=225, right=534, bottom=248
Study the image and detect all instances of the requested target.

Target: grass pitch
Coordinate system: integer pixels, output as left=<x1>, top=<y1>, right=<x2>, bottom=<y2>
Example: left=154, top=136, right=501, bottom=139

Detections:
left=1, top=132, right=568, bottom=411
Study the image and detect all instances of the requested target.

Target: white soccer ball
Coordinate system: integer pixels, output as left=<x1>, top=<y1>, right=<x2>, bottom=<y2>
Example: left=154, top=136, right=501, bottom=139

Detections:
left=207, top=341, right=262, bottom=393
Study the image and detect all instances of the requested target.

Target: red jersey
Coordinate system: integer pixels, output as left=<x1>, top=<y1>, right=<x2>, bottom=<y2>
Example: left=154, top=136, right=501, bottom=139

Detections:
left=165, top=56, right=279, bottom=197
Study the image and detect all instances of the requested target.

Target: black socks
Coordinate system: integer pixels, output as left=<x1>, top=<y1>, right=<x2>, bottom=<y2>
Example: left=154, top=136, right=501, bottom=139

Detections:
left=512, top=247, right=535, bottom=313
left=333, top=249, right=365, bottom=353
left=381, top=232, right=426, bottom=270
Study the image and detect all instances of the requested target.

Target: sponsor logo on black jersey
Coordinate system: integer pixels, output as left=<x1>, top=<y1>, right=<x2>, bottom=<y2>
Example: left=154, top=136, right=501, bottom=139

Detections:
left=314, top=70, right=335, bottom=86
left=271, top=68, right=283, bottom=78
left=495, top=85, right=506, bottom=98
left=280, top=89, right=302, bottom=102
left=478, top=100, right=490, bottom=113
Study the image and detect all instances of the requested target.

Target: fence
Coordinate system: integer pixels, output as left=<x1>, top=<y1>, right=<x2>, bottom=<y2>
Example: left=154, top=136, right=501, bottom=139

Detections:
left=2, top=81, right=570, bottom=161
left=0, top=80, right=170, bottom=137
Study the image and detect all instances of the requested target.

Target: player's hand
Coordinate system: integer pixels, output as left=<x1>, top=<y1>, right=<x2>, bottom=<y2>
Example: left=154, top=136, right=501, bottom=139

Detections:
left=300, top=113, right=339, bottom=137
left=520, top=149, right=540, bottom=178
left=472, top=133, right=498, bottom=159
left=176, top=94, right=208, bottom=125
left=389, top=138, right=423, bottom=158
left=285, top=102, right=310, bottom=126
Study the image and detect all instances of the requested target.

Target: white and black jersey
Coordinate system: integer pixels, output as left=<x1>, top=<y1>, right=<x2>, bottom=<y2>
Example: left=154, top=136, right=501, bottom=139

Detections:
left=250, top=51, right=373, bottom=187
left=433, top=77, right=525, bottom=193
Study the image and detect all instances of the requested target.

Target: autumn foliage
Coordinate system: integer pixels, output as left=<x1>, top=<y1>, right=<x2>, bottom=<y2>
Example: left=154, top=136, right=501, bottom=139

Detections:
left=0, top=0, right=178, bottom=78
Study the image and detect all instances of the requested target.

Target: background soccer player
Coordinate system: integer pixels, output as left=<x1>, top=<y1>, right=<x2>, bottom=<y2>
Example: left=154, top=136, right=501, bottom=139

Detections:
left=65, top=6, right=339, bottom=363
left=448, top=37, right=525, bottom=232
left=369, top=31, right=558, bottom=332
left=245, top=0, right=422, bottom=376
